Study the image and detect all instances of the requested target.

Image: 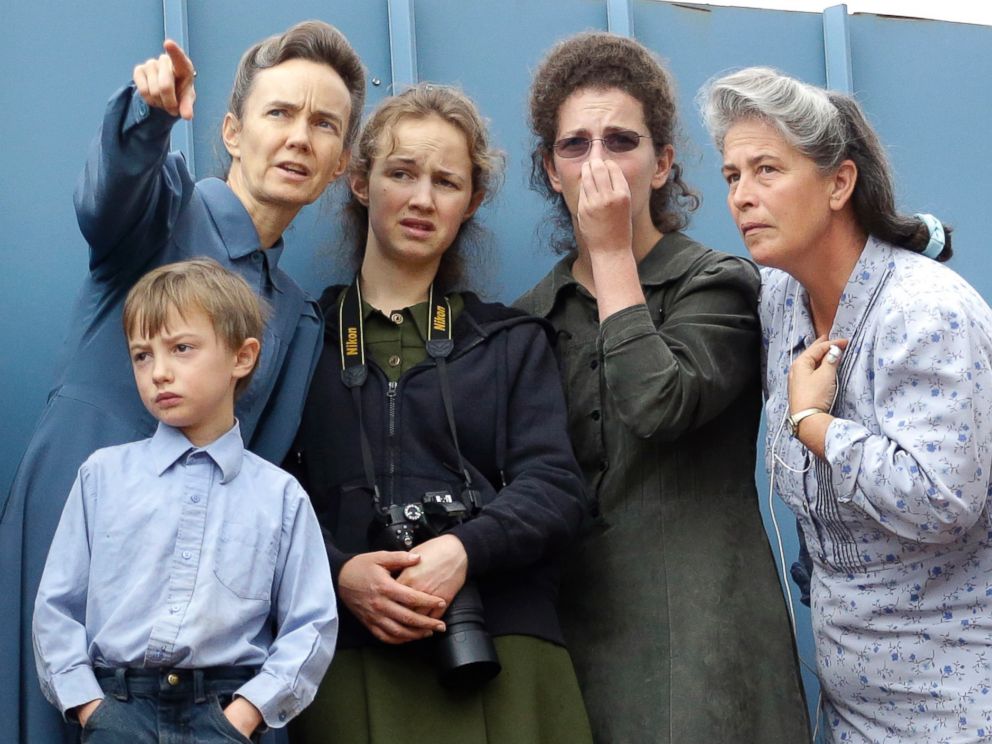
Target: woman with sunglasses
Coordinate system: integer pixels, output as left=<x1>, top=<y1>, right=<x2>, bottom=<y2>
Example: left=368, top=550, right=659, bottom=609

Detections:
left=516, top=33, right=808, bottom=742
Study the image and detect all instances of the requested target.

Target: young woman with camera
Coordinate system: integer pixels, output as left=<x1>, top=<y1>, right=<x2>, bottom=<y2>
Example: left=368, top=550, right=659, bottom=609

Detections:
left=285, top=83, right=593, bottom=744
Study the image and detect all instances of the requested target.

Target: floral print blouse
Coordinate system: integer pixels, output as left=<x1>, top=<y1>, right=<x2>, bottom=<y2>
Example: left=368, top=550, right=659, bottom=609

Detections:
left=761, top=237, right=992, bottom=743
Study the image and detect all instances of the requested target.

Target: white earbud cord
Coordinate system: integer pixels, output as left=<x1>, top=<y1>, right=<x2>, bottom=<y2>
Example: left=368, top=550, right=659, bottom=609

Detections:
left=765, top=279, right=833, bottom=741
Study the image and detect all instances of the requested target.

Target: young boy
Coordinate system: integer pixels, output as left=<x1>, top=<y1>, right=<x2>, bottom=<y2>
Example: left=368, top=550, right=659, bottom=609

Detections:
left=33, top=258, right=336, bottom=742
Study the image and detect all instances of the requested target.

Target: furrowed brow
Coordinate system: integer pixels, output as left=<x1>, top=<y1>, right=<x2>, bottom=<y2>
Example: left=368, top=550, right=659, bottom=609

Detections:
left=314, top=108, right=344, bottom=124
left=267, top=99, right=302, bottom=111
left=158, top=331, right=203, bottom=345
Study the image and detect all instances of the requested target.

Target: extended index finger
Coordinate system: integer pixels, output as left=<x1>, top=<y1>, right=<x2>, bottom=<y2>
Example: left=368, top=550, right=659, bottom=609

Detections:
left=163, top=39, right=194, bottom=79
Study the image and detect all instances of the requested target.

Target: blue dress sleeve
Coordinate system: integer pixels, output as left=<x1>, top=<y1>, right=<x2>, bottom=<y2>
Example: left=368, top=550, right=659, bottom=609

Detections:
left=823, top=295, right=992, bottom=543
left=73, top=84, right=194, bottom=282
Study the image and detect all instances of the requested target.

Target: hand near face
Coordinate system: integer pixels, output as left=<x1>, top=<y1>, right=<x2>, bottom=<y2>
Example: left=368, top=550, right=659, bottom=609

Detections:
left=338, top=550, right=447, bottom=644
left=788, top=335, right=849, bottom=414
left=395, top=534, right=469, bottom=620
left=133, top=39, right=197, bottom=120
left=575, top=158, right=633, bottom=256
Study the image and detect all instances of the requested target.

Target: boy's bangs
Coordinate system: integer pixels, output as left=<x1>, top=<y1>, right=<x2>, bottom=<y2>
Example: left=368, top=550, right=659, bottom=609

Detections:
left=126, top=284, right=199, bottom=342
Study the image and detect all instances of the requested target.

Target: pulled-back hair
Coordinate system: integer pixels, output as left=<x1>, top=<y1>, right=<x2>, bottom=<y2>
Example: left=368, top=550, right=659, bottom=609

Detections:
left=528, top=32, right=699, bottom=254
left=229, top=20, right=366, bottom=148
left=123, top=258, right=268, bottom=395
left=698, top=67, right=952, bottom=260
left=343, top=82, right=504, bottom=289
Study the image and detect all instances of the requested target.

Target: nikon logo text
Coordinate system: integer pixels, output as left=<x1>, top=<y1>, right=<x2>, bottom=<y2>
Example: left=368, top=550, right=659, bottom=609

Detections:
left=433, top=306, right=446, bottom=332
left=345, top=327, right=360, bottom=356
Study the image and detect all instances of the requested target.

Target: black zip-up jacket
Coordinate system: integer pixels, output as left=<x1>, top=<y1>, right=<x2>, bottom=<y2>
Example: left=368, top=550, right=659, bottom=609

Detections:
left=286, top=288, right=586, bottom=650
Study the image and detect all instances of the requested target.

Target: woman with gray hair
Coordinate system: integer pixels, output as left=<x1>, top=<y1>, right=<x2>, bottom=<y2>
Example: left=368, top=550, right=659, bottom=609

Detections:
left=700, top=66, right=992, bottom=742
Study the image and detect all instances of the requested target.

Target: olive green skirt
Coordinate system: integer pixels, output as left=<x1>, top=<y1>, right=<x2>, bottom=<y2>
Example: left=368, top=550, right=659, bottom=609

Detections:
left=291, top=635, right=592, bottom=744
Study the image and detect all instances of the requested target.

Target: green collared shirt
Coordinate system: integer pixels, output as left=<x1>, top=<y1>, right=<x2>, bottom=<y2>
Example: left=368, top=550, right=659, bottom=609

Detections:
left=337, top=290, right=464, bottom=382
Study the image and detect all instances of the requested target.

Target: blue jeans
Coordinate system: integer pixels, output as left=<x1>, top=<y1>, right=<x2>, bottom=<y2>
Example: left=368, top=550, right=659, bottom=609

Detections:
left=81, top=667, right=260, bottom=744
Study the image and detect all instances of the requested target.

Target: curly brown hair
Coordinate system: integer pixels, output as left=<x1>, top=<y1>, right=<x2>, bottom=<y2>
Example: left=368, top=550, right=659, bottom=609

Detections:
left=529, top=32, right=699, bottom=254
left=343, top=83, right=504, bottom=289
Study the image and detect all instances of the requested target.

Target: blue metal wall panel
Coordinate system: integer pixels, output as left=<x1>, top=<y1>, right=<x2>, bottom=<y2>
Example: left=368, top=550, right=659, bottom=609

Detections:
left=388, top=0, right=419, bottom=86
left=163, top=0, right=195, bottom=166
left=849, top=14, right=992, bottom=301
left=823, top=4, right=854, bottom=93
left=634, top=2, right=827, bottom=254
left=2, top=0, right=163, bottom=493
left=607, top=0, right=634, bottom=36
left=414, top=0, right=609, bottom=300
left=3, top=6, right=991, bottom=735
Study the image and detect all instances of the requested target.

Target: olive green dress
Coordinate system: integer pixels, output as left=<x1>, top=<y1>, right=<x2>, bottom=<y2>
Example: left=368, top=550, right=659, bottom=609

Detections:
left=516, top=233, right=809, bottom=744
left=292, top=296, right=592, bottom=744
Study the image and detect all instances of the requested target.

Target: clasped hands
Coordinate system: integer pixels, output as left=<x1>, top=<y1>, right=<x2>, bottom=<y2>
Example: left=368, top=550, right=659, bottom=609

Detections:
left=338, top=534, right=469, bottom=645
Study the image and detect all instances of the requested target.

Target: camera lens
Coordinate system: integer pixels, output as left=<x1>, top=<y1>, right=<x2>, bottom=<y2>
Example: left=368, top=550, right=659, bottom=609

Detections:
left=434, top=582, right=501, bottom=688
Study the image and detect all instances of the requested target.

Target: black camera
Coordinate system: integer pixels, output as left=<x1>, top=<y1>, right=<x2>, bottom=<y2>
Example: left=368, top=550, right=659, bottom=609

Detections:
left=369, top=489, right=501, bottom=688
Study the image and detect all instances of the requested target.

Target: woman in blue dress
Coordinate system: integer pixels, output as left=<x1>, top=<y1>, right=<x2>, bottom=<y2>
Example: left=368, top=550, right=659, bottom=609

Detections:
left=701, top=67, right=992, bottom=742
left=1, top=21, right=364, bottom=744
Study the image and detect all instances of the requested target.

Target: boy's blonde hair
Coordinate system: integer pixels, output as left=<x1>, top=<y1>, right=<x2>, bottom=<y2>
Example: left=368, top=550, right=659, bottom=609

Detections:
left=123, top=258, right=267, bottom=395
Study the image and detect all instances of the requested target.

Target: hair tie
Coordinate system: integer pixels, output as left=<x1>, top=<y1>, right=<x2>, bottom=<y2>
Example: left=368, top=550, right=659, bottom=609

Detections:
left=914, top=213, right=945, bottom=259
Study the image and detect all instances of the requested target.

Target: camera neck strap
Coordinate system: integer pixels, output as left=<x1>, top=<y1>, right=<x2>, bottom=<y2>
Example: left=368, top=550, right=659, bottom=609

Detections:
left=338, top=277, right=480, bottom=513
left=338, top=278, right=382, bottom=511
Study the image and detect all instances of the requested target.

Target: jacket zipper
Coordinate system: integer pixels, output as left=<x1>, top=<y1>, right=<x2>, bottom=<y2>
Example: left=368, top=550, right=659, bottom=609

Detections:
left=387, top=380, right=398, bottom=498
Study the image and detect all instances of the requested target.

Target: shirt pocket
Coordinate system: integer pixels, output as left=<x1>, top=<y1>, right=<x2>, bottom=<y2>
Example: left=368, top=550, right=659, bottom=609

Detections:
left=213, top=520, right=279, bottom=601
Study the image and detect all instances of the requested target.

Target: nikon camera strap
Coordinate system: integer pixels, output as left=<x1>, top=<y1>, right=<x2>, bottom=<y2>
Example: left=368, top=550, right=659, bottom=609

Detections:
left=338, top=277, right=481, bottom=514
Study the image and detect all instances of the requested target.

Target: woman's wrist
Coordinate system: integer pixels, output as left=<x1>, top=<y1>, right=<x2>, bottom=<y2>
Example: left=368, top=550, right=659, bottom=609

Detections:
left=589, top=249, right=645, bottom=320
left=787, top=407, right=826, bottom=436
left=795, top=412, right=833, bottom=458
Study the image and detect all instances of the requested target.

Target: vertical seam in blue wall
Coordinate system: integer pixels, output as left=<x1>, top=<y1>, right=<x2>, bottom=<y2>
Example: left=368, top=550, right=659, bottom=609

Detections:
left=823, top=4, right=854, bottom=93
left=607, top=0, right=634, bottom=36
left=162, top=0, right=195, bottom=176
left=388, top=0, right=418, bottom=88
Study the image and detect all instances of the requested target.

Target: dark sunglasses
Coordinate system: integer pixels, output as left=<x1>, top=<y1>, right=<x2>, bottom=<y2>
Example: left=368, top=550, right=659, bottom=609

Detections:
left=552, top=130, right=651, bottom=158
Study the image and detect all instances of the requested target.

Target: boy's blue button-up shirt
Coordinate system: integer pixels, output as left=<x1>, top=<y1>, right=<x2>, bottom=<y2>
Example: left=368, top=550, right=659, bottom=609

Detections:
left=33, top=422, right=337, bottom=728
